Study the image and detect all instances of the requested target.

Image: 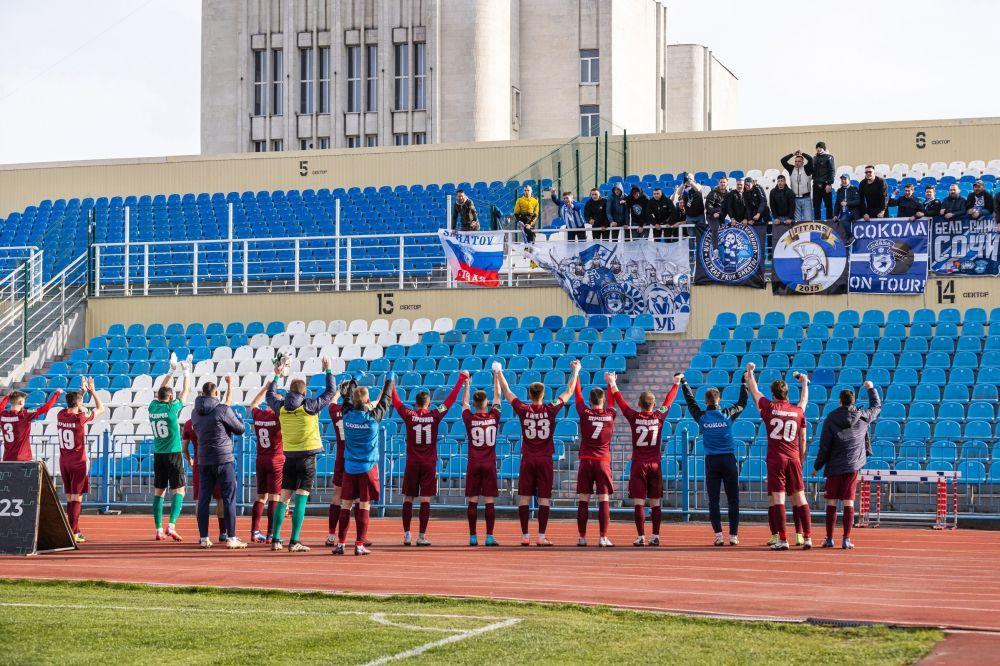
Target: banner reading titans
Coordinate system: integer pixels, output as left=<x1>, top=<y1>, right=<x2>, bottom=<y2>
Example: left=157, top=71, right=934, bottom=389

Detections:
left=438, top=230, right=505, bottom=287
left=515, top=240, right=691, bottom=333
left=694, top=223, right=766, bottom=289
left=849, top=218, right=928, bottom=294
left=930, top=215, right=1000, bottom=276
left=771, top=220, right=849, bottom=295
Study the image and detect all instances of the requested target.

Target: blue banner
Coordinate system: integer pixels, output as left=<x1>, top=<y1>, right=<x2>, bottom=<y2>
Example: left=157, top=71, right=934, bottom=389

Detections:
left=930, top=215, right=1000, bottom=276
left=514, top=240, right=691, bottom=333
left=849, top=218, right=929, bottom=294
left=694, top=223, right=766, bottom=289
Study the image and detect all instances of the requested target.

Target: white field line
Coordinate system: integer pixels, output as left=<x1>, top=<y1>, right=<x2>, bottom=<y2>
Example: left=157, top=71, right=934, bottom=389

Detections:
left=361, top=618, right=521, bottom=666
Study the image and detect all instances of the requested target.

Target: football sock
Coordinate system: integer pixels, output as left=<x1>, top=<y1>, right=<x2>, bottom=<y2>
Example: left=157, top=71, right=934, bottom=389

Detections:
left=518, top=505, right=529, bottom=536
left=328, top=503, right=340, bottom=534
left=402, top=501, right=413, bottom=533
left=467, top=502, right=478, bottom=536
left=168, top=493, right=184, bottom=525
left=796, top=504, right=812, bottom=538
left=337, top=505, right=351, bottom=542
left=633, top=505, right=645, bottom=536
left=356, top=506, right=370, bottom=545
left=843, top=506, right=855, bottom=539
left=153, top=495, right=164, bottom=530
left=537, top=505, right=550, bottom=535
left=270, top=501, right=287, bottom=540
left=418, top=501, right=430, bottom=535
left=67, top=500, right=81, bottom=533
left=577, top=500, right=588, bottom=537
left=598, top=501, right=610, bottom=537
left=266, top=499, right=277, bottom=536
left=290, top=493, right=308, bottom=542
left=651, top=505, right=662, bottom=535
left=825, top=505, right=837, bottom=540
left=485, top=503, right=495, bottom=535
left=251, top=500, right=264, bottom=533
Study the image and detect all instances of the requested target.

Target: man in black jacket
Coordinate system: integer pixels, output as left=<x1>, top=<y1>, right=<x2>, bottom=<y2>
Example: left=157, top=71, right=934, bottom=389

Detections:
left=857, top=166, right=887, bottom=220
left=813, top=381, right=880, bottom=550
left=966, top=180, right=995, bottom=220
left=452, top=190, right=478, bottom=231
left=705, top=178, right=729, bottom=227
left=888, top=183, right=925, bottom=219
left=626, top=185, right=649, bottom=239
left=941, top=184, right=970, bottom=220
left=923, top=185, right=942, bottom=218
left=583, top=189, right=609, bottom=240
left=812, top=142, right=836, bottom=219
left=647, top=187, right=677, bottom=241
left=742, top=177, right=768, bottom=224
left=677, top=175, right=706, bottom=231
left=769, top=175, right=795, bottom=222
left=835, top=174, right=863, bottom=222
left=723, top=178, right=748, bottom=224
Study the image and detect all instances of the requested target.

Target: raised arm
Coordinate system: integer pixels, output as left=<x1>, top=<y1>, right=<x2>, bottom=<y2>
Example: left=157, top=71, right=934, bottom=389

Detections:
left=573, top=377, right=586, bottom=415
left=496, top=369, right=516, bottom=403
left=303, top=358, right=337, bottom=415
left=250, top=385, right=268, bottom=410
left=438, top=371, right=468, bottom=412
left=87, top=378, right=105, bottom=419
left=0, top=395, right=8, bottom=411
left=678, top=375, right=704, bottom=421
left=796, top=372, right=809, bottom=410
left=606, top=372, right=633, bottom=419
left=32, top=390, right=63, bottom=421
left=556, top=360, right=581, bottom=405
left=265, top=377, right=284, bottom=414
left=723, top=381, right=749, bottom=420
left=370, top=374, right=395, bottom=422
left=461, top=374, right=472, bottom=411
left=859, top=381, right=882, bottom=422
left=492, top=371, right=501, bottom=407
left=662, top=382, right=679, bottom=411
left=223, top=375, right=234, bottom=407
left=744, top=363, right=764, bottom=404
left=178, top=369, right=191, bottom=404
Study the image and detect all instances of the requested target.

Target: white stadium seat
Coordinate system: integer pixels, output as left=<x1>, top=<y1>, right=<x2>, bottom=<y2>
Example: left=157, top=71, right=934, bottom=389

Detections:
left=370, top=319, right=390, bottom=334
left=180, top=405, right=193, bottom=422
left=216, top=360, right=236, bottom=375
left=333, top=331, right=354, bottom=347
left=910, top=162, right=929, bottom=176
left=362, top=345, right=384, bottom=361
left=111, top=406, right=134, bottom=422
left=110, top=389, right=132, bottom=406
left=223, top=388, right=244, bottom=405
left=298, top=345, right=318, bottom=360
left=254, top=346, right=276, bottom=362
left=132, top=406, right=149, bottom=423
left=236, top=359, right=258, bottom=375
left=302, top=357, right=323, bottom=375
left=874, top=164, right=890, bottom=177
left=432, top=317, right=453, bottom=333
left=356, top=332, right=376, bottom=347
left=233, top=346, right=253, bottom=362
left=212, top=347, right=233, bottom=361
left=348, top=319, right=368, bottom=334
left=341, top=344, right=362, bottom=361
left=390, top=318, right=411, bottom=334
left=412, top=318, right=432, bottom=334
left=134, top=422, right=153, bottom=438
left=194, top=360, right=214, bottom=375
left=312, top=332, right=333, bottom=348
left=318, top=344, right=340, bottom=359
left=836, top=164, right=853, bottom=177
left=132, top=389, right=154, bottom=406
left=240, top=374, right=263, bottom=391
left=195, top=375, right=218, bottom=391
left=287, top=320, right=306, bottom=335
left=132, top=374, right=153, bottom=390
left=112, top=422, right=134, bottom=437
left=328, top=320, right=347, bottom=334
left=398, top=331, right=419, bottom=346
left=306, top=319, right=327, bottom=334
left=249, top=333, right=270, bottom=349
left=290, top=333, right=311, bottom=348
left=948, top=160, right=966, bottom=172
left=891, top=162, right=909, bottom=174
left=95, top=389, right=112, bottom=405
left=328, top=358, right=346, bottom=374
left=271, top=333, right=291, bottom=349
left=90, top=421, right=109, bottom=437
left=376, top=332, right=397, bottom=347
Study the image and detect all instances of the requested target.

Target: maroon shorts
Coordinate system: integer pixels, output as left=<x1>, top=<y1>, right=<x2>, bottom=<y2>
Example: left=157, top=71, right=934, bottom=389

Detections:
left=576, top=459, right=614, bottom=495
left=60, top=459, right=90, bottom=495
left=767, top=455, right=804, bottom=494
left=465, top=462, right=499, bottom=498
left=333, top=455, right=345, bottom=487
left=256, top=456, right=284, bottom=495
left=341, top=467, right=380, bottom=503
left=402, top=459, right=438, bottom=498
left=628, top=461, right=663, bottom=500
left=824, top=471, right=860, bottom=501
left=191, top=462, right=222, bottom=501
left=517, top=457, right=554, bottom=499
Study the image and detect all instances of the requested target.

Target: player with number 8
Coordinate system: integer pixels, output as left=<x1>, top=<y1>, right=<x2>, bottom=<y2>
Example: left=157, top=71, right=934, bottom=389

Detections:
left=248, top=385, right=284, bottom=544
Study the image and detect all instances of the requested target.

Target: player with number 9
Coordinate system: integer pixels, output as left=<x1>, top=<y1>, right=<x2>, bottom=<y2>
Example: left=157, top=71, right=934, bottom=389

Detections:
left=497, top=361, right=580, bottom=547
left=392, top=370, right=468, bottom=546
left=56, top=378, right=105, bottom=542
left=148, top=368, right=191, bottom=542
left=462, top=371, right=502, bottom=546
left=249, top=385, right=284, bottom=543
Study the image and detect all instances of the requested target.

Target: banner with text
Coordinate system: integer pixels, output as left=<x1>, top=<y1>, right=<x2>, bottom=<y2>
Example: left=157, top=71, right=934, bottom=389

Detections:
left=694, top=223, right=767, bottom=289
left=929, top=215, right=1000, bottom=276
left=514, top=239, right=691, bottom=333
left=438, top=230, right=505, bottom=287
left=849, top=218, right=928, bottom=294
left=771, top=220, right=850, bottom=295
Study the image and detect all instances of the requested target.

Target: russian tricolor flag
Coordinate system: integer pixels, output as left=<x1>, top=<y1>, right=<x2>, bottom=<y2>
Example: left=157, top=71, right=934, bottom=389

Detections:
left=438, top=230, right=505, bottom=287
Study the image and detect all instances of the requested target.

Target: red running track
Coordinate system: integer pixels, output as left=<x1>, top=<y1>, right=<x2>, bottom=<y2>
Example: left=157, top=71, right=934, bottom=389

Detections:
left=2, top=515, right=999, bottom=633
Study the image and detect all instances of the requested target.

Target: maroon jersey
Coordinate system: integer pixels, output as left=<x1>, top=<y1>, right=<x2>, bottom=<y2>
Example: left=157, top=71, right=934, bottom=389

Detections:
left=182, top=419, right=198, bottom=462
left=758, top=397, right=806, bottom=459
left=251, top=407, right=284, bottom=458
left=0, top=391, right=60, bottom=462
left=462, top=407, right=501, bottom=466
left=392, top=380, right=463, bottom=465
left=56, top=409, right=94, bottom=466
left=511, top=398, right=563, bottom=460
left=614, top=385, right=678, bottom=464
left=328, top=403, right=345, bottom=469
left=573, top=383, right=615, bottom=461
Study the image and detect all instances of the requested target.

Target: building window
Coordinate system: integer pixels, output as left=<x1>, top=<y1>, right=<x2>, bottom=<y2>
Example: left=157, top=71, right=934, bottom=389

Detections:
left=413, top=42, right=426, bottom=110
left=393, top=43, right=409, bottom=111
left=580, top=49, right=599, bottom=85
left=252, top=49, right=267, bottom=116
left=365, top=45, right=378, bottom=112
left=318, top=47, right=330, bottom=113
left=271, top=139, right=284, bottom=151
left=365, top=134, right=378, bottom=147
left=271, top=49, right=284, bottom=115
left=580, top=105, right=599, bottom=137
left=347, top=136, right=361, bottom=148
left=251, top=140, right=266, bottom=152
left=299, top=139, right=312, bottom=150
left=413, top=132, right=426, bottom=145
left=299, top=47, right=314, bottom=113
left=318, top=137, right=330, bottom=149
left=511, top=87, right=521, bottom=127
left=346, top=46, right=361, bottom=113
left=393, top=133, right=409, bottom=146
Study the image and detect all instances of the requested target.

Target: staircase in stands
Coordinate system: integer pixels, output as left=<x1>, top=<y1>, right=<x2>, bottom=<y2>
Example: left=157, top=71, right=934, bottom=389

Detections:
left=620, top=337, right=702, bottom=397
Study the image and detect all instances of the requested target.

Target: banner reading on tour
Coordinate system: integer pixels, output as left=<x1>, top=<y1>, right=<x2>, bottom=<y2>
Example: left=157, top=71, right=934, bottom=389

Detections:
left=849, top=218, right=928, bottom=294
left=694, top=223, right=766, bottom=289
left=437, top=230, right=505, bottom=287
left=771, top=220, right=850, bottom=295
left=929, top=215, right=1000, bottom=276
left=514, top=240, right=691, bottom=333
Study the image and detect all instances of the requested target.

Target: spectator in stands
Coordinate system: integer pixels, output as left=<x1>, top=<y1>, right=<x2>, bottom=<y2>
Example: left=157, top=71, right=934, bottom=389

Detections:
left=626, top=185, right=649, bottom=239
left=835, top=174, right=863, bottom=222
left=677, top=174, right=706, bottom=232
left=549, top=189, right=587, bottom=241
left=923, top=185, right=942, bottom=218
left=607, top=183, right=627, bottom=240
left=941, top=184, right=970, bottom=220
left=780, top=150, right=814, bottom=220
left=857, top=166, right=887, bottom=221
left=888, top=184, right=925, bottom=219
left=513, top=184, right=539, bottom=242
left=812, top=141, right=836, bottom=219
left=813, top=381, right=881, bottom=550
left=647, top=187, right=677, bottom=241
left=966, top=180, right=994, bottom=219
left=769, top=175, right=796, bottom=223
left=453, top=189, right=479, bottom=231
left=742, top=177, right=769, bottom=224
left=705, top=177, right=729, bottom=228
left=723, top=178, right=748, bottom=224
left=583, top=188, right=609, bottom=240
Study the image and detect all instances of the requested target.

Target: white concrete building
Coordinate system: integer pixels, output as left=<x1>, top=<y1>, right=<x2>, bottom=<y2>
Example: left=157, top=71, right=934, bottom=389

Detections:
left=200, top=0, right=736, bottom=154
left=666, top=44, right=739, bottom=133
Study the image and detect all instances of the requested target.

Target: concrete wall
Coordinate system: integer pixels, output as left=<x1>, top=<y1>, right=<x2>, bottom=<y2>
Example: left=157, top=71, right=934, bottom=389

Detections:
left=666, top=44, right=703, bottom=133
left=201, top=0, right=243, bottom=154
left=608, top=0, right=661, bottom=136
left=709, top=54, right=739, bottom=131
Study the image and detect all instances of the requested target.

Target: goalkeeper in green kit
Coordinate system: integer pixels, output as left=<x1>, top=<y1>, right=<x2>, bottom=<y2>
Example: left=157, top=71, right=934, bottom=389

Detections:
left=150, top=355, right=192, bottom=541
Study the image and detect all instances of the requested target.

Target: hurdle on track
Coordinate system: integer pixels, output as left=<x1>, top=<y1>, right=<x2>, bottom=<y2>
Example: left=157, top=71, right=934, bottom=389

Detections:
left=858, top=469, right=960, bottom=530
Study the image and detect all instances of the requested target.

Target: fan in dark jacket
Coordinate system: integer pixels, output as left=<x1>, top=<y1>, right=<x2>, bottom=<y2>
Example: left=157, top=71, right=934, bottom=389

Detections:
left=813, top=382, right=881, bottom=549
left=966, top=181, right=995, bottom=219
left=606, top=183, right=627, bottom=239
left=677, top=176, right=706, bottom=231
left=625, top=185, right=649, bottom=239
left=705, top=179, right=729, bottom=227
left=812, top=142, right=836, bottom=219
left=647, top=187, right=677, bottom=240
left=835, top=175, right=863, bottom=222
left=452, top=190, right=478, bottom=231
left=741, top=178, right=769, bottom=224
left=192, top=377, right=246, bottom=547
left=769, top=175, right=796, bottom=222
left=857, top=169, right=887, bottom=220
left=723, top=180, right=748, bottom=224
left=888, top=184, right=925, bottom=219
left=922, top=186, right=942, bottom=217
left=583, top=189, right=609, bottom=240
left=941, top=184, right=970, bottom=219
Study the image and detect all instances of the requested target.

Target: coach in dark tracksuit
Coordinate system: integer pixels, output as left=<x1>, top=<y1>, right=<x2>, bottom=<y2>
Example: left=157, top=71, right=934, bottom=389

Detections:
left=679, top=374, right=748, bottom=546
left=193, top=378, right=246, bottom=548
left=813, top=382, right=881, bottom=549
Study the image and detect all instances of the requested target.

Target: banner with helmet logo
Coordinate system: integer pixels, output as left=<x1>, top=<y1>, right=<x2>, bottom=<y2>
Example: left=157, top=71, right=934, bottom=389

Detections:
left=693, top=223, right=766, bottom=289
left=771, top=220, right=850, bottom=295
left=513, top=239, right=691, bottom=333
left=849, top=218, right=928, bottom=294
left=929, top=215, right=1000, bottom=276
